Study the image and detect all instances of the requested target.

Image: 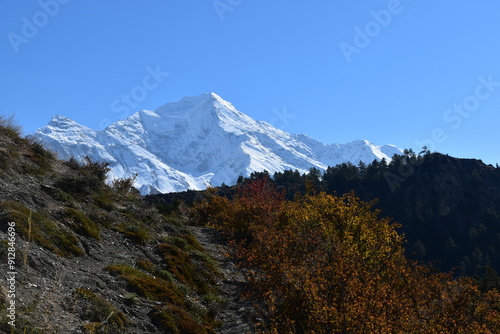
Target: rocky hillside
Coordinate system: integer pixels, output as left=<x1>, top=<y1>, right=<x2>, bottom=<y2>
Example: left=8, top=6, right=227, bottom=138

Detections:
left=0, top=116, right=253, bottom=333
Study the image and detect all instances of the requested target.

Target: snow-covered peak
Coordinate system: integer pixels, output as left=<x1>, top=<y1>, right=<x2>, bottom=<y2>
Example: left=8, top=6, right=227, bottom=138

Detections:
left=31, top=93, right=403, bottom=194
left=48, top=115, right=81, bottom=128
left=155, top=92, right=216, bottom=115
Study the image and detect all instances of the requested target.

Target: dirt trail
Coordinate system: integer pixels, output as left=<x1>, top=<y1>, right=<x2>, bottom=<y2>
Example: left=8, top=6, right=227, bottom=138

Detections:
left=188, top=226, right=256, bottom=334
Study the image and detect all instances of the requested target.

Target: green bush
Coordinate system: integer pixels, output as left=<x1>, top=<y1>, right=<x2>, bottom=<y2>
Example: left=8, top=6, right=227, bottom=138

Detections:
left=156, top=244, right=216, bottom=294
left=65, top=157, right=81, bottom=170
left=111, top=222, right=151, bottom=245
left=136, top=258, right=156, bottom=272
left=93, top=193, right=114, bottom=211
left=54, top=175, right=102, bottom=198
left=30, top=141, right=53, bottom=158
left=150, top=304, right=212, bottom=334
left=82, top=156, right=110, bottom=182
left=41, top=185, right=75, bottom=206
left=65, top=207, right=100, bottom=240
left=74, top=288, right=128, bottom=330
left=106, top=265, right=184, bottom=305
left=54, top=158, right=111, bottom=198
left=163, top=236, right=189, bottom=250
left=112, top=175, right=138, bottom=196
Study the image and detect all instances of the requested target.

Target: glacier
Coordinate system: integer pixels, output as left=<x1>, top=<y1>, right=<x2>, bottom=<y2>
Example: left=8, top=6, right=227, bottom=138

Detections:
left=30, top=93, right=402, bottom=195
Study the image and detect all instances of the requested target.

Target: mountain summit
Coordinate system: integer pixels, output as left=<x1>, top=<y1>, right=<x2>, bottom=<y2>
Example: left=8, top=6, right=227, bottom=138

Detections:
left=31, top=93, right=402, bottom=194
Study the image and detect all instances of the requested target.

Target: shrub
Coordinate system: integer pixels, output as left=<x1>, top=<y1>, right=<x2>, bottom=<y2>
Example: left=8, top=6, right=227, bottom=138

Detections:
left=64, top=208, right=100, bottom=240
left=19, top=140, right=55, bottom=176
left=55, top=157, right=111, bottom=198
left=180, top=234, right=204, bottom=252
left=136, top=258, right=156, bottom=272
left=111, top=222, right=151, bottom=245
left=65, top=157, right=81, bottom=170
left=163, top=236, right=189, bottom=250
left=30, top=141, right=54, bottom=159
left=150, top=304, right=212, bottom=334
left=156, top=244, right=215, bottom=294
left=54, top=175, right=102, bottom=198
left=106, top=265, right=184, bottom=305
left=74, top=288, right=128, bottom=330
left=82, top=156, right=110, bottom=182
left=93, top=193, right=114, bottom=211
left=41, top=185, right=75, bottom=206
left=0, top=114, right=22, bottom=139
left=112, top=175, right=139, bottom=197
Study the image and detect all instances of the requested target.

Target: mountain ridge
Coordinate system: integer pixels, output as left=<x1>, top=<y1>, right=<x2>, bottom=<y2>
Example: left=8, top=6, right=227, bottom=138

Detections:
left=31, top=93, right=403, bottom=194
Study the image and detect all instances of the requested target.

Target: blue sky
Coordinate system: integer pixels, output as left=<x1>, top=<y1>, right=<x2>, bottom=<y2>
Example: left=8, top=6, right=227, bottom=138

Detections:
left=1, top=0, right=500, bottom=164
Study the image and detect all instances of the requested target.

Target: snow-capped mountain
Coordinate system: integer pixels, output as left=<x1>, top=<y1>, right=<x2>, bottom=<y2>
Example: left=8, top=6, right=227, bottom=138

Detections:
left=31, top=93, right=402, bottom=194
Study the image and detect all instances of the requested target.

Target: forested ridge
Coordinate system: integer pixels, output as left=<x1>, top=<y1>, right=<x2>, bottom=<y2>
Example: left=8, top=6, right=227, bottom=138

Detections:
left=182, top=149, right=500, bottom=278
left=152, top=150, right=500, bottom=279
left=191, top=177, right=500, bottom=333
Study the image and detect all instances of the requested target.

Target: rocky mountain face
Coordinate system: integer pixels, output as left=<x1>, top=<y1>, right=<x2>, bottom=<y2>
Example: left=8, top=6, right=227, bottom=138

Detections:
left=31, top=93, right=402, bottom=195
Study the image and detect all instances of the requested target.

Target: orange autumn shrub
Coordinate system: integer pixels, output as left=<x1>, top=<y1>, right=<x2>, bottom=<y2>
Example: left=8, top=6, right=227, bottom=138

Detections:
left=195, top=179, right=500, bottom=333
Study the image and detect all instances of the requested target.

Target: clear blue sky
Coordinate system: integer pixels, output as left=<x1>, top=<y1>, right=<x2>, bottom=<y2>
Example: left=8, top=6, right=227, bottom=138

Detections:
left=1, top=1, right=500, bottom=164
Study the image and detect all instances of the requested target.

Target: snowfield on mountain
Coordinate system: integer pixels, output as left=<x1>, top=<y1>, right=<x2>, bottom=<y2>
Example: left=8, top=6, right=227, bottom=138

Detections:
left=31, top=93, right=402, bottom=194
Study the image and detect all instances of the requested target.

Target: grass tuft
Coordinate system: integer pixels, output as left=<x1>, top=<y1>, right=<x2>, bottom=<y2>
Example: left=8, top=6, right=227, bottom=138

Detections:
left=150, top=303, right=213, bottom=334
left=105, top=264, right=184, bottom=305
left=65, top=207, right=100, bottom=240
left=74, top=287, right=128, bottom=331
